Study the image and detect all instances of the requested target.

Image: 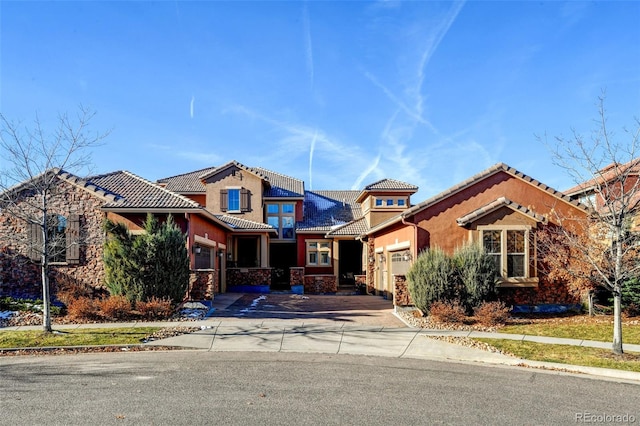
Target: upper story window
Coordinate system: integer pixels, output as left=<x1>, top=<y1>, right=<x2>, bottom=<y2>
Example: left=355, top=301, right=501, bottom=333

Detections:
left=266, top=203, right=295, bottom=239
left=375, top=197, right=407, bottom=208
left=220, top=188, right=250, bottom=213
left=480, top=226, right=535, bottom=285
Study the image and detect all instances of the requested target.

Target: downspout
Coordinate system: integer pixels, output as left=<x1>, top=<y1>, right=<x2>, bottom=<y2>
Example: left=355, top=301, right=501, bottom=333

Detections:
left=401, top=213, right=418, bottom=259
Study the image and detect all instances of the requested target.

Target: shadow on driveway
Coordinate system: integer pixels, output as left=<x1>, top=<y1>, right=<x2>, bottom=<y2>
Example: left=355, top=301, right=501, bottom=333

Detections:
left=208, top=293, right=406, bottom=327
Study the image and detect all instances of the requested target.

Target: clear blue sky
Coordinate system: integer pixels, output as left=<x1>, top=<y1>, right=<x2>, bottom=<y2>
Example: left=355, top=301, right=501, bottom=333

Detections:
left=1, top=1, right=639, bottom=201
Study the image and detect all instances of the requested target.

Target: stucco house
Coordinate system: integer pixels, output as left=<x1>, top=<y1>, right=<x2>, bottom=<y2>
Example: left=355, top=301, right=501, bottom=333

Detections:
left=360, top=163, right=590, bottom=308
left=1, top=160, right=593, bottom=311
left=157, top=160, right=418, bottom=295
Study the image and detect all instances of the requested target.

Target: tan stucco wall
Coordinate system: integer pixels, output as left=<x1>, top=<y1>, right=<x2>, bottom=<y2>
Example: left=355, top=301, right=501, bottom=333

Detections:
left=204, top=166, right=264, bottom=223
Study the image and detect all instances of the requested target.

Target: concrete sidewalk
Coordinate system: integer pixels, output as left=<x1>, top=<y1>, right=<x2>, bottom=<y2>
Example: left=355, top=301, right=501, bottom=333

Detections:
left=2, top=293, right=640, bottom=383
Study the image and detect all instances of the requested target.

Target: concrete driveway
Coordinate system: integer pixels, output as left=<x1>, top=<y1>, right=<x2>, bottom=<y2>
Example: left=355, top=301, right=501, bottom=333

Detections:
left=207, top=293, right=406, bottom=327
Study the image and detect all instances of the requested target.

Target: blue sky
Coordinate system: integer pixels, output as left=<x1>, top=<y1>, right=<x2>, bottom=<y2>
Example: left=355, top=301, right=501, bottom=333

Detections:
left=1, top=1, right=639, bottom=201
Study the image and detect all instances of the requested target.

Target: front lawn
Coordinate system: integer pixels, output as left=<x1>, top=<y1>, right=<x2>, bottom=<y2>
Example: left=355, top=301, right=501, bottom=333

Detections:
left=476, top=338, right=640, bottom=372
left=0, top=327, right=162, bottom=348
left=500, top=317, right=640, bottom=344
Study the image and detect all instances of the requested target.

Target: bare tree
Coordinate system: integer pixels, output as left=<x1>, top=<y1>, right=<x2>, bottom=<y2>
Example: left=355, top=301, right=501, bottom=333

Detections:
left=541, top=95, right=640, bottom=354
left=0, top=107, right=108, bottom=332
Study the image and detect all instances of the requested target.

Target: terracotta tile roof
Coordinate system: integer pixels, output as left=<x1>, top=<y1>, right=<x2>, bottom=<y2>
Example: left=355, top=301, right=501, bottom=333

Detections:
left=88, top=171, right=202, bottom=209
left=325, top=216, right=369, bottom=237
left=156, top=167, right=216, bottom=193
left=363, top=178, right=418, bottom=191
left=215, top=214, right=277, bottom=232
left=297, top=190, right=362, bottom=233
left=253, top=167, right=305, bottom=198
left=456, top=197, right=547, bottom=227
left=364, top=163, right=586, bottom=236
left=564, top=158, right=640, bottom=196
left=158, top=161, right=305, bottom=199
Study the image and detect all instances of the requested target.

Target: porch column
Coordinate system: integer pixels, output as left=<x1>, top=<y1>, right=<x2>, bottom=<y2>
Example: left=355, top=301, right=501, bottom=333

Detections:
left=260, top=234, right=269, bottom=268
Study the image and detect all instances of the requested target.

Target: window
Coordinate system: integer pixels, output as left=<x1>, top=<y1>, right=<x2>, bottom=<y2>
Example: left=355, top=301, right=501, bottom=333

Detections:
left=228, top=189, right=240, bottom=212
left=481, top=227, right=531, bottom=281
left=375, top=199, right=383, bottom=207
left=266, top=203, right=295, bottom=239
left=386, top=199, right=394, bottom=206
left=398, top=199, right=406, bottom=207
left=220, top=188, right=250, bottom=213
left=28, top=214, right=80, bottom=264
left=194, top=246, right=213, bottom=269
left=306, top=240, right=331, bottom=266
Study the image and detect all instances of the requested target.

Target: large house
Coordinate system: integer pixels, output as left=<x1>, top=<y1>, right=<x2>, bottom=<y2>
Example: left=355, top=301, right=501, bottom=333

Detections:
left=0, top=160, right=592, bottom=309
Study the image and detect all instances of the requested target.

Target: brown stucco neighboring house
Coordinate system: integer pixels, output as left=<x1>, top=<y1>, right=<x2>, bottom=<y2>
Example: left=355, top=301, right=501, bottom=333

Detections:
left=0, top=168, right=232, bottom=301
left=361, top=163, right=590, bottom=307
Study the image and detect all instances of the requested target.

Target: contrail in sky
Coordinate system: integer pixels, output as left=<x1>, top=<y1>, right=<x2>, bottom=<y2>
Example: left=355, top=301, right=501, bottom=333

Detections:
left=303, top=3, right=314, bottom=90
left=190, top=96, right=195, bottom=119
left=352, top=152, right=381, bottom=190
left=309, top=129, right=318, bottom=189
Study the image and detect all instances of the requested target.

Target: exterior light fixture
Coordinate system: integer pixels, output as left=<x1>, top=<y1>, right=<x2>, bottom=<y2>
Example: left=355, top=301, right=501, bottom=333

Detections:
left=193, top=245, right=201, bottom=254
left=402, top=250, right=413, bottom=262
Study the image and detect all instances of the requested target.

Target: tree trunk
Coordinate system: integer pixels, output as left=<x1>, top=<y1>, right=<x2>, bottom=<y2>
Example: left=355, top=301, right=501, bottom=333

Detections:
left=612, top=286, right=623, bottom=355
left=41, top=262, right=52, bottom=332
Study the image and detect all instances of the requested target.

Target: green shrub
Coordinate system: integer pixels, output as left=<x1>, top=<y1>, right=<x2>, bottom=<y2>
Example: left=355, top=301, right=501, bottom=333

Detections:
left=621, top=277, right=640, bottom=309
left=103, top=214, right=189, bottom=304
left=406, top=247, right=457, bottom=313
left=453, top=242, right=499, bottom=311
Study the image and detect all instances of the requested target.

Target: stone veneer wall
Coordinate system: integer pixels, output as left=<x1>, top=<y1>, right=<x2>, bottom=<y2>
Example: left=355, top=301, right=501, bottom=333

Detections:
left=0, top=179, right=106, bottom=300
left=366, top=238, right=376, bottom=294
left=393, top=275, right=412, bottom=306
left=227, top=268, right=272, bottom=287
left=498, top=277, right=582, bottom=307
left=290, top=267, right=304, bottom=286
left=188, top=270, right=218, bottom=300
left=303, top=275, right=337, bottom=294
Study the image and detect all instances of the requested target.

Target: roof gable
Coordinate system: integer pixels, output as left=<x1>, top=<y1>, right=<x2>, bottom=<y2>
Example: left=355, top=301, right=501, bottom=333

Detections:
left=456, top=197, right=548, bottom=227
left=199, top=160, right=269, bottom=184
left=403, top=163, right=586, bottom=219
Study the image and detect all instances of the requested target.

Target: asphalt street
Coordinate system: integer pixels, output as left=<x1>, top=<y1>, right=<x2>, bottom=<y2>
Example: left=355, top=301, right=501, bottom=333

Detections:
left=1, top=350, right=639, bottom=425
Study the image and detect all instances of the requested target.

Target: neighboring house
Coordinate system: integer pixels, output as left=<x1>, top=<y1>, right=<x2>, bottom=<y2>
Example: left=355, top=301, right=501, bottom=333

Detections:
left=564, top=158, right=640, bottom=230
left=0, top=169, right=231, bottom=300
left=361, top=163, right=590, bottom=307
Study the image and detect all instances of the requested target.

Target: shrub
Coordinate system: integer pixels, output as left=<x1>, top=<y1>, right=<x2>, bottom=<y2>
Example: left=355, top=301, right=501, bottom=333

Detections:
left=66, top=297, right=100, bottom=320
left=99, top=295, right=132, bottom=320
left=473, top=301, right=510, bottom=327
left=428, top=300, right=466, bottom=324
left=453, top=242, right=499, bottom=311
left=136, top=297, right=173, bottom=320
left=103, top=214, right=189, bottom=304
left=406, top=247, right=457, bottom=313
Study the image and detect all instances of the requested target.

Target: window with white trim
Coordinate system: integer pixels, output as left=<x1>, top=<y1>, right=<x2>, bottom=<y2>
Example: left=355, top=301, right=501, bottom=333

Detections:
left=306, top=240, right=331, bottom=266
left=481, top=227, right=531, bottom=279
